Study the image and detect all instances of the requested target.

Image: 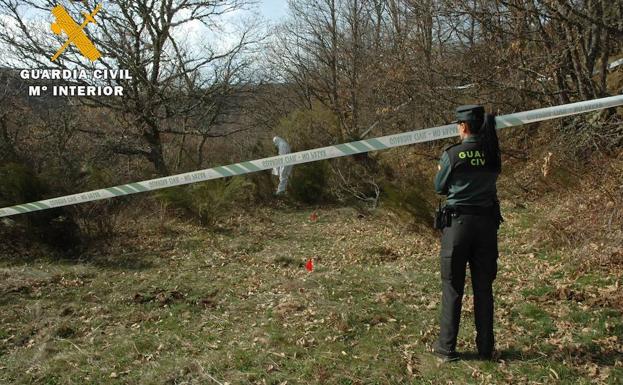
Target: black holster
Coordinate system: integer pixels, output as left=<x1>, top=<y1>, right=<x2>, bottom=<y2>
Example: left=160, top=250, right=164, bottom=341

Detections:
left=434, top=202, right=452, bottom=230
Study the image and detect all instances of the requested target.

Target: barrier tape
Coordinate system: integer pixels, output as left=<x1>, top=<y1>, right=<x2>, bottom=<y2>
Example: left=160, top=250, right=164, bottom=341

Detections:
left=1, top=95, right=622, bottom=218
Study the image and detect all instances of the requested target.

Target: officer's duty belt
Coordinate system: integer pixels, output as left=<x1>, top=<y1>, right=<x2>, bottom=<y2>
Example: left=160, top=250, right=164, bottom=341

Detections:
left=446, top=205, right=496, bottom=216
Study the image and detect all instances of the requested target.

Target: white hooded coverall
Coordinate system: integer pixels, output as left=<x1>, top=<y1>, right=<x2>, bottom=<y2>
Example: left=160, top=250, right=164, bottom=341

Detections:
left=272, top=136, right=293, bottom=195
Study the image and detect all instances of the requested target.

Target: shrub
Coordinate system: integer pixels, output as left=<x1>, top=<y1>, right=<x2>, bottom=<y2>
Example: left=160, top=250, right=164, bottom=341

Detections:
left=328, top=157, right=381, bottom=212
left=381, top=181, right=435, bottom=228
left=0, top=162, right=81, bottom=250
left=247, top=171, right=275, bottom=202
left=288, top=161, right=329, bottom=204
left=271, top=103, right=344, bottom=205
left=0, top=163, right=48, bottom=206
left=274, top=103, right=339, bottom=150
left=156, top=177, right=254, bottom=227
left=67, top=166, right=125, bottom=240
left=560, top=112, right=623, bottom=158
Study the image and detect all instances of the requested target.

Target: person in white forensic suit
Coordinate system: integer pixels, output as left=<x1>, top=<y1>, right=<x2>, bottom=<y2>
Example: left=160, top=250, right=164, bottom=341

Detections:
left=272, top=136, right=293, bottom=195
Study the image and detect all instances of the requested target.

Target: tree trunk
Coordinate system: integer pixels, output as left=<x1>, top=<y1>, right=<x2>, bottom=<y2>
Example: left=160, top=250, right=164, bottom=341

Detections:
left=143, top=124, right=169, bottom=176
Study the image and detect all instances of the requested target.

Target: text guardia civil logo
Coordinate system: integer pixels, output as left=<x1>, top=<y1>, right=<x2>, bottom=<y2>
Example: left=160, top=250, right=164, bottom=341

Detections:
left=51, top=3, right=102, bottom=62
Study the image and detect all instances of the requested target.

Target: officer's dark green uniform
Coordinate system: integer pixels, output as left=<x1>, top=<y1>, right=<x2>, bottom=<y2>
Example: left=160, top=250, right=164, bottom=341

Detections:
left=433, top=105, right=500, bottom=360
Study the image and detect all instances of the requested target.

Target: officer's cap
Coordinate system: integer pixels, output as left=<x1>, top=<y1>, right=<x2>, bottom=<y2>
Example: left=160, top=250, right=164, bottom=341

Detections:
left=452, top=105, right=484, bottom=123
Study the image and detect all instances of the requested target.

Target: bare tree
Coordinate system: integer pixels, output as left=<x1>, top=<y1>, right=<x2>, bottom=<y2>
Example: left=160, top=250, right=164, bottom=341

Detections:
left=0, top=0, right=262, bottom=175
left=455, top=0, right=621, bottom=105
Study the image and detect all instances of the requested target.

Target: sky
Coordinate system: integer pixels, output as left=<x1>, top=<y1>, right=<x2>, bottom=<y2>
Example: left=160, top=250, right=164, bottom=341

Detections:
left=178, top=0, right=290, bottom=57
left=167, top=0, right=289, bottom=61
left=258, top=0, right=289, bottom=22
left=0, top=0, right=291, bottom=68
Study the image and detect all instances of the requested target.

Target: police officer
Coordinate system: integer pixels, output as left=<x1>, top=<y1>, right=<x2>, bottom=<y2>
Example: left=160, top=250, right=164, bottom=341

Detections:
left=432, top=105, right=502, bottom=362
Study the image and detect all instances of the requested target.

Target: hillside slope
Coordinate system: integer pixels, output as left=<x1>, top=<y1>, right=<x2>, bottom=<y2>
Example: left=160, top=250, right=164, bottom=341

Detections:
left=0, top=200, right=621, bottom=384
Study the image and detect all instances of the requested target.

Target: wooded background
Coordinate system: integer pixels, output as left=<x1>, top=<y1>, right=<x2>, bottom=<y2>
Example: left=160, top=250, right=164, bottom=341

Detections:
left=0, top=0, right=622, bottom=245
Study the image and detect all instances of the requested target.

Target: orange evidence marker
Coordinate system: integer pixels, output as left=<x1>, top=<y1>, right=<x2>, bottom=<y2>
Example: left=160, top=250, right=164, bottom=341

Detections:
left=309, top=211, right=318, bottom=222
left=305, top=259, right=313, bottom=272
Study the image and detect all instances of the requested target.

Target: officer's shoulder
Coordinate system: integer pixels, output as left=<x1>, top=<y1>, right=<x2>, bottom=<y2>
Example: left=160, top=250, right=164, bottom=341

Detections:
left=443, top=142, right=461, bottom=152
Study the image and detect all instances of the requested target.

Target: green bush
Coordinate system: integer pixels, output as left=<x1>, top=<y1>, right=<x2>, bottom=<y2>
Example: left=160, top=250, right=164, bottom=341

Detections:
left=288, top=161, right=329, bottom=204
left=274, top=103, right=339, bottom=150
left=68, top=166, right=125, bottom=240
left=0, top=162, right=81, bottom=250
left=381, top=181, right=435, bottom=227
left=270, top=103, right=339, bottom=204
left=156, top=177, right=254, bottom=227
left=247, top=171, right=275, bottom=202
left=0, top=163, right=48, bottom=206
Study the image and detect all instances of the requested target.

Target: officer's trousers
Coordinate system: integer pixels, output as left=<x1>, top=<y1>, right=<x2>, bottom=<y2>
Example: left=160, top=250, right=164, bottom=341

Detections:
left=437, top=213, right=498, bottom=356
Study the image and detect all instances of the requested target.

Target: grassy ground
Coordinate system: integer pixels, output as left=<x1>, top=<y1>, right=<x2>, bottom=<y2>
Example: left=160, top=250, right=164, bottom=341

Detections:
left=0, top=204, right=622, bottom=385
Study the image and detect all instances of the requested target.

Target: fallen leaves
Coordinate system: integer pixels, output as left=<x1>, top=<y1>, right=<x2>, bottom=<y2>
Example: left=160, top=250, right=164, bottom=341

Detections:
left=1, top=201, right=622, bottom=384
left=274, top=296, right=306, bottom=317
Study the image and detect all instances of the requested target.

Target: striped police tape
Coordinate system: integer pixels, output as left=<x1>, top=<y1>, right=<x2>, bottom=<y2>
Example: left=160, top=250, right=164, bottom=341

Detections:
left=1, top=94, right=622, bottom=218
